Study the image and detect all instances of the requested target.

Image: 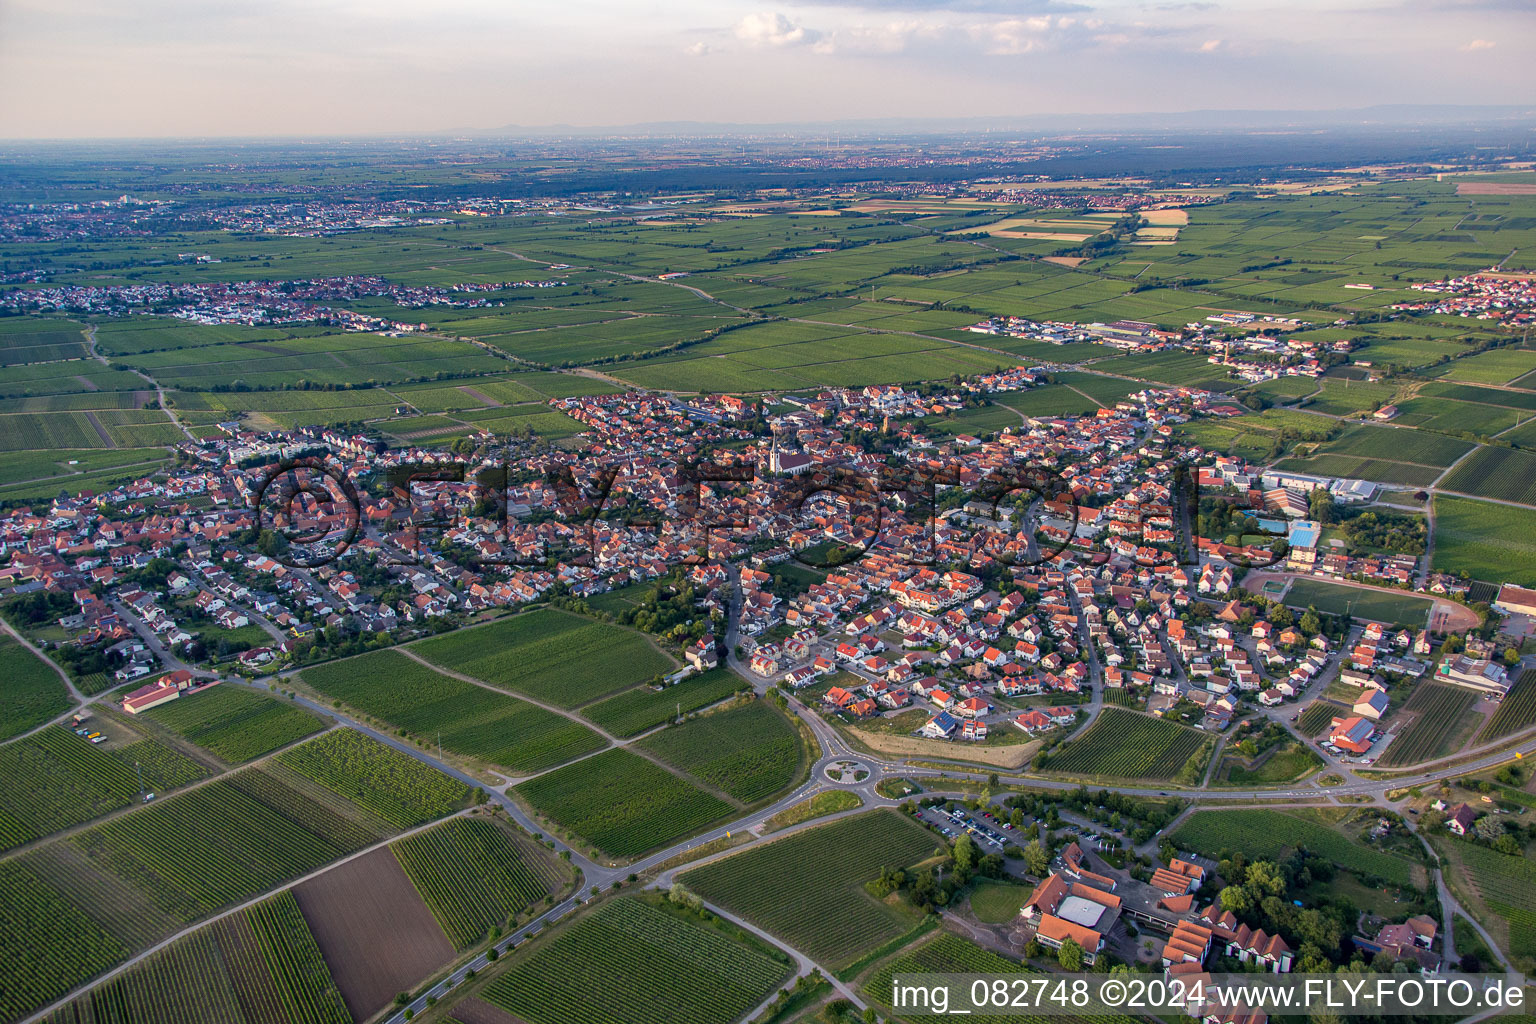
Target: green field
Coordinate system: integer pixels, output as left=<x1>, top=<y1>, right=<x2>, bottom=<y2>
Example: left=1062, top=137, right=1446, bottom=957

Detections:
left=1171, top=809, right=1419, bottom=886
left=1450, top=839, right=1536, bottom=964
left=1440, top=447, right=1536, bottom=507
left=580, top=667, right=746, bottom=737
left=393, top=817, right=566, bottom=949
left=1378, top=683, right=1479, bottom=767
left=301, top=649, right=605, bottom=775
left=1432, top=496, right=1536, bottom=585
left=636, top=700, right=802, bottom=803
left=1042, top=707, right=1206, bottom=780
left=274, top=728, right=469, bottom=828
left=480, top=896, right=789, bottom=1024
left=410, top=608, right=675, bottom=709
left=0, top=727, right=209, bottom=853
left=140, top=684, right=325, bottom=763
left=969, top=881, right=1032, bottom=924
left=515, top=748, right=733, bottom=858
left=0, top=635, right=72, bottom=742
left=1279, top=577, right=1432, bottom=627
left=681, top=810, right=937, bottom=968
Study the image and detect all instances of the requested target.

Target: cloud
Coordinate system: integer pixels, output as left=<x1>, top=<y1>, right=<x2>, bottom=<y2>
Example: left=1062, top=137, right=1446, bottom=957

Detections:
left=685, top=41, right=712, bottom=56
left=1459, top=37, right=1496, bottom=49
left=1199, top=38, right=1222, bottom=51
left=735, top=12, right=819, bottom=46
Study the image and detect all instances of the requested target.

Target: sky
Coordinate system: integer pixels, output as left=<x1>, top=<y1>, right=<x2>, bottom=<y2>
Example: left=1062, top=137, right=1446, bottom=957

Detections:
left=0, top=0, right=1531, bottom=138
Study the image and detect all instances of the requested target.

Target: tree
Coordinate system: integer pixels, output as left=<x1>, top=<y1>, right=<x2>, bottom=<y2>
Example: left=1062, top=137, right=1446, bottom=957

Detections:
left=1245, top=861, right=1286, bottom=898
left=1057, top=938, right=1084, bottom=971
left=954, top=834, right=977, bottom=875
left=1023, top=839, right=1050, bottom=877
left=1220, top=886, right=1253, bottom=914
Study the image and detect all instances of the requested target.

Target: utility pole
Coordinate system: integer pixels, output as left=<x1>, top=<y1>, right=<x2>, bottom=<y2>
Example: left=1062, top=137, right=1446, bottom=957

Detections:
left=437, top=731, right=442, bottom=761
left=135, top=760, right=146, bottom=801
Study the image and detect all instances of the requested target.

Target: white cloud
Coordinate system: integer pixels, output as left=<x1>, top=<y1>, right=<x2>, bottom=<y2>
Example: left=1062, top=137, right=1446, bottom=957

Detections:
left=1459, top=38, right=1496, bottom=49
left=685, top=40, right=712, bottom=56
left=735, top=12, right=818, bottom=47
left=980, top=15, right=1053, bottom=54
left=1198, top=38, right=1222, bottom=51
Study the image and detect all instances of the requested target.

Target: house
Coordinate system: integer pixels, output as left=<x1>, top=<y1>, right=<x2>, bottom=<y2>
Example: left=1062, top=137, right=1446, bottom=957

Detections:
left=921, top=712, right=959, bottom=739
left=1327, top=715, right=1375, bottom=755
left=1446, top=803, right=1480, bottom=837
left=953, top=696, right=993, bottom=719
left=1150, top=858, right=1205, bottom=897
left=1020, top=872, right=1119, bottom=965
left=1161, top=921, right=1214, bottom=968
left=961, top=719, right=989, bottom=741
left=1353, top=686, right=1390, bottom=721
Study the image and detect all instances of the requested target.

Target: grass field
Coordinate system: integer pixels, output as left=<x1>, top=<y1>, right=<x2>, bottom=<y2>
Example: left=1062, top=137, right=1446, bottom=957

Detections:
left=636, top=700, right=802, bottom=803
left=1216, top=741, right=1325, bottom=785
left=1432, top=496, right=1536, bottom=585
left=410, top=608, right=675, bottom=709
left=515, top=748, right=733, bottom=858
left=301, top=649, right=605, bottom=776
left=480, top=895, right=789, bottom=1024
left=681, top=810, right=937, bottom=968
left=392, top=817, right=566, bottom=949
left=969, top=881, right=1031, bottom=924
left=1170, top=809, right=1419, bottom=886
left=1279, top=577, right=1432, bottom=627
left=1481, top=670, right=1536, bottom=743
left=1042, top=707, right=1206, bottom=780
left=1378, top=683, right=1479, bottom=767
left=140, top=684, right=325, bottom=763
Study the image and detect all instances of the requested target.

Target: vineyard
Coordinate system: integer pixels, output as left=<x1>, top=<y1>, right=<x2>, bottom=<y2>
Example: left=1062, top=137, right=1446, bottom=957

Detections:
left=142, top=685, right=324, bottom=763
left=682, top=810, right=937, bottom=968
left=580, top=667, right=745, bottom=737
left=1298, top=700, right=1343, bottom=736
left=515, top=748, right=732, bottom=858
left=1043, top=708, right=1206, bottom=780
left=0, top=860, right=126, bottom=1024
left=0, top=727, right=208, bottom=853
left=0, top=634, right=72, bottom=742
left=1452, top=839, right=1536, bottom=963
left=1481, top=671, right=1536, bottom=743
left=411, top=609, right=675, bottom=708
left=481, top=896, right=788, bottom=1024
left=247, top=893, right=352, bottom=1024
left=864, top=933, right=1140, bottom=1024
left=1171, top=810, right=1419, bottom=887
left=275, top=729, right=469, bottom=828
left=637, top=700, right=802, bottom=803
left=37, top=891, right=352, bottom=1024
left=392, top=818, right=565, bottom=948
left=70, top=778, right=360, bottom=922
left=301, top=651, right=604, bottom=775
left=1377, top=683, right=1477, bottom=767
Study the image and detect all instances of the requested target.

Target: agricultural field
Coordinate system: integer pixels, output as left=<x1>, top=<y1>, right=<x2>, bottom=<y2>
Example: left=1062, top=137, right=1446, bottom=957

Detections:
left=300, top=649, right=605, bottom=776
left=1093, top=351, right=1237, bottom=390
left=1286, top=422, right=1474, bottom=467
left=1378, top=683, right=1480, bottom=767
left=410, top=608, right=675, bottom=709
left=0, top=860, right=127, bottom=1024
left=1042, top=707, right=1207, bottom=780
left=479, top=896, right=790, bottom=1024
left=140, top=684, right=325, bottom=763
left=1448, top=839, right=1536, bottom=965
left=681, top=810, right=937, bottom=968
left=0, top=634, right=72, bottom=741
left=1170, top=809, right=1420, bottom=886
left=1440, top=447, right=1536, bottom=506
left=1434, top=347, right=1536, bottom=386
left=392, top=817, right=568, bottom=949
left=1279, top=577, right=1432, bottom=627
left=1432, top=496, right=1536, bottom=585
left=514, top=748, right=733, bottom=858
left=579, top=667, right=747, bottom=737
left=637, top=700, right=803, bottom=803
left=1298, top=700, right=1346, bottom=736
left=1480, top=671, right=1536, bottom=743
left=38, top=890, right=350, bottom=1024
left=0, top=727, right=209, bottom=853
left=275, top=728, right=470, bottom=828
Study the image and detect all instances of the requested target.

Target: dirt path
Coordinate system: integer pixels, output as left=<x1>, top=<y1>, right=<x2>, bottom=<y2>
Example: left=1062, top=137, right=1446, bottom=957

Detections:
left=83, top=411, right=115, bottom=448
left=456, top=386, right=502, bottom=407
